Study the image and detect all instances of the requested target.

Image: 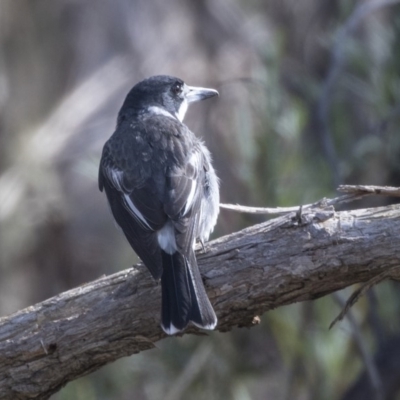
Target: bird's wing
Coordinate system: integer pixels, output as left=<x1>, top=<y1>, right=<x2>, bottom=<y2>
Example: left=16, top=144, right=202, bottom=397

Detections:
left=99, top=138, right=166, bottom=279
left=99, top=119, right=205, bottom=271
left=164, top=146, right=206, bottom=255
left=100, top=146, right=167, bottom=231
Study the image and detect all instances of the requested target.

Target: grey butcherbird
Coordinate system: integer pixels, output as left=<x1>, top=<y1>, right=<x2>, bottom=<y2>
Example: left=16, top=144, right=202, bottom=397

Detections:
left=99, top=75, right=219, bottom=334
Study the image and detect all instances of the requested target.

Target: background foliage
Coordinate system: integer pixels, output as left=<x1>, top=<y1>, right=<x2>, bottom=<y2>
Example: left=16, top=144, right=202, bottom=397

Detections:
left=1, top=0, right=400, bottom=399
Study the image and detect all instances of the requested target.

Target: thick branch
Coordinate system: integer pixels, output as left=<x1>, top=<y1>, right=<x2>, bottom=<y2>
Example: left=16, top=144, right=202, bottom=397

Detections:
left=1, top=203, right=400, bottom=399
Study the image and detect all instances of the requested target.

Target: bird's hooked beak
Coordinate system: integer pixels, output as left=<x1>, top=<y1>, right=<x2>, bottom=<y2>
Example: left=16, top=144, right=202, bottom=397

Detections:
left=185, top=85, right=219, bottom=103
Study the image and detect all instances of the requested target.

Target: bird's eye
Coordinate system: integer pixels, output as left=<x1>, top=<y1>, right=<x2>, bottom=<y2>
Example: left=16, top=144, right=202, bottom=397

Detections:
left=171, top=82, right=183, bottom=95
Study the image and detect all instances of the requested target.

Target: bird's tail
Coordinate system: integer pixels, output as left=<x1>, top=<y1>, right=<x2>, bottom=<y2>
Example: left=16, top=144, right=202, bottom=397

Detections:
left=160, top=250, right=217, bottom=335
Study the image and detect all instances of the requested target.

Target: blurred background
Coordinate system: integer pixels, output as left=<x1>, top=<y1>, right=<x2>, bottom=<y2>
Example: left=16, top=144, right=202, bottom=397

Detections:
left=1, top=0, right=400, bottom=399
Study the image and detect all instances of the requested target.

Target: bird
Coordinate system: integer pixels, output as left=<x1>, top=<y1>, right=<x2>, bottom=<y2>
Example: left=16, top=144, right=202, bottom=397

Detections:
left=98, top=75, right=220, bottom=335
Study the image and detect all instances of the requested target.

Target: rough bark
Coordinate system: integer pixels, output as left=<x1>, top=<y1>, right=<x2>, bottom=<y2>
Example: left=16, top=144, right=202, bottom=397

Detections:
left=1, top=203, right=400, bottom=400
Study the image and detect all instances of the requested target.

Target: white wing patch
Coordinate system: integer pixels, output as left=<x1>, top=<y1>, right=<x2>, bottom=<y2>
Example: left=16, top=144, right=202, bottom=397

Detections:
left=184, top=180, right=197, bottom=216
left=110, top=169, right=124, bottom=191
left=123, top=194, right=153, bottom=230
left=183, top=152, right=200, bottom=215
left=108, top=167, right=153, bottom=231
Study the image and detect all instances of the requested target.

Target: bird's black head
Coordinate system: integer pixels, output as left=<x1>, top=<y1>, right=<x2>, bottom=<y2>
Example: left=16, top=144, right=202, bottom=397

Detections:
left=118, top=75, right=218, bottom=124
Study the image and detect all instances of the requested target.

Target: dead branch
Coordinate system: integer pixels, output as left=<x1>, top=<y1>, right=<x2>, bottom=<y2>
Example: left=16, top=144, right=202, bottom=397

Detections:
left=1, top=188, right=400, bottom=399
left=338, top=184, right=400, bottom=197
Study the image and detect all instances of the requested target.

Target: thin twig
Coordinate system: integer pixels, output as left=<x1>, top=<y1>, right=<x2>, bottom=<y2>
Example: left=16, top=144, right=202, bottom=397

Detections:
left=220, top=185, right=400, bottom=215
left=332, top=292, right=384, bottom=400
left=219, top=193, right=365, bottom=215
left=330, top=271, right=392, bottom=330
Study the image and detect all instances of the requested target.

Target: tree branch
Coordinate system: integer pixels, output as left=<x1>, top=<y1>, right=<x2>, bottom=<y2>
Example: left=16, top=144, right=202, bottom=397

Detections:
left=1, top=192, right=400, bottom=399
